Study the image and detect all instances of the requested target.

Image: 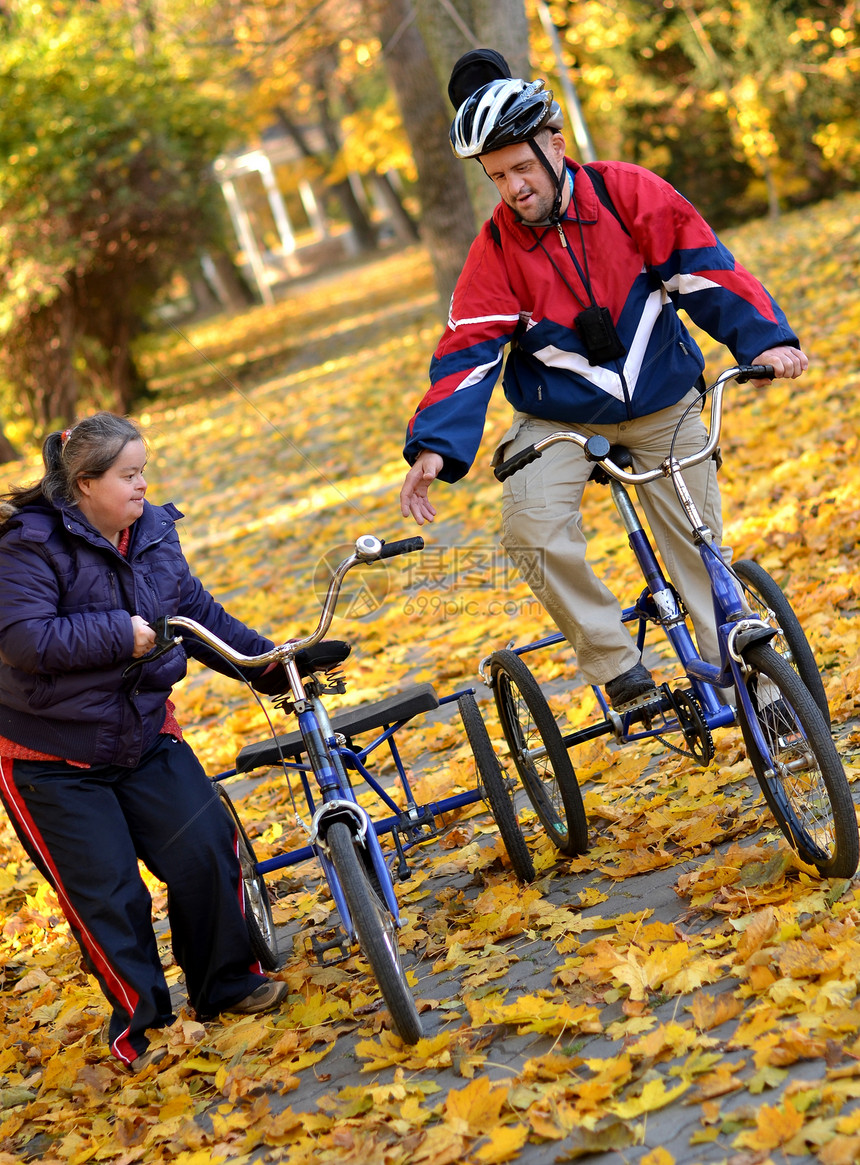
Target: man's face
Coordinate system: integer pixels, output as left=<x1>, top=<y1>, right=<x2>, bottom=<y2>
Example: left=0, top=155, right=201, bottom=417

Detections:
left=481, top=133, right=565, bottom=223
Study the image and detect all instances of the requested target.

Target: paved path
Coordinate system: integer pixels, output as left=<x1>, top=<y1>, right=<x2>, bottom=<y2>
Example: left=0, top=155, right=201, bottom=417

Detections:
left=206, top=671, right=859, bottom=1165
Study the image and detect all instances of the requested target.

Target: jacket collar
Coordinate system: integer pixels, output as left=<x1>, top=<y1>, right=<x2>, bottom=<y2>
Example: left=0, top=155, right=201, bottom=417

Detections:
left=54, top=497, right=183, bottom=557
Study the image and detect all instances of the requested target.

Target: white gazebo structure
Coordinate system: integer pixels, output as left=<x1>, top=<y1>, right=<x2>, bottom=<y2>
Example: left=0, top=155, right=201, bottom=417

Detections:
left=213, top=130, right=330, bottom=304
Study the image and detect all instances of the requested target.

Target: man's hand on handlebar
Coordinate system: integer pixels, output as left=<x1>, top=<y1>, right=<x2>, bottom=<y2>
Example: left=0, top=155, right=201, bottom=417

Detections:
left=750, top=346, right=808, bottom=386
left=400, top=450, right=443, bottom=526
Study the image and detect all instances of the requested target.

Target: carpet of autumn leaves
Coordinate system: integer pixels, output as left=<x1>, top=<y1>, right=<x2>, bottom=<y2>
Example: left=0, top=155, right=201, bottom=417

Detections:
left=2, top=192, right=860, bottom=1165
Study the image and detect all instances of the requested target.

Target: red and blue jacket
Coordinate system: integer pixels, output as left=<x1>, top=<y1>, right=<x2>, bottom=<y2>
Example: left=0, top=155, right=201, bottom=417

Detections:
left=405, top=159, right=800, bottom=482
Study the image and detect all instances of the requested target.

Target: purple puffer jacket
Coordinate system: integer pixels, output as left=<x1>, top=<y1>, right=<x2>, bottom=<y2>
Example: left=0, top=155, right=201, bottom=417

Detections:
left=0, top=497, right=274, bottom=767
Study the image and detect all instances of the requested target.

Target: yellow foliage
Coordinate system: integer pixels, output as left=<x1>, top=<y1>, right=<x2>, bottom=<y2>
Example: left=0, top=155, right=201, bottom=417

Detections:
left=3, top=195, right=860, bottom=1165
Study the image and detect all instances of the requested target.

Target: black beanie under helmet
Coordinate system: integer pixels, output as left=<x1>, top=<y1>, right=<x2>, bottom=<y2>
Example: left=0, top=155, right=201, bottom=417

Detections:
left=447, top=48, right=513, bottom=109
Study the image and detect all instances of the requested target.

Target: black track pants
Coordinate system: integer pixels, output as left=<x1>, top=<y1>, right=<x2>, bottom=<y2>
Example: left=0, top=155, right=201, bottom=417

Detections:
left=0, top=734, right=267, bottom=1063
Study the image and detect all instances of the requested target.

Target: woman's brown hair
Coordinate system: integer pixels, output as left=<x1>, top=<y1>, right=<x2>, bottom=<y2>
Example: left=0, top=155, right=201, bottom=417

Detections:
left=0, top=413, right=144, bottom=526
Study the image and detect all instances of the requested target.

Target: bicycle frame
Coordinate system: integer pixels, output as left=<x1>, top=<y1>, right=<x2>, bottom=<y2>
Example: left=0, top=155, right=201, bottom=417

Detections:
left=221, top=685, right=483, bottom=930
left=489, top=365, right=780, bottom=755
left=159, top=534, right=485, bottom=949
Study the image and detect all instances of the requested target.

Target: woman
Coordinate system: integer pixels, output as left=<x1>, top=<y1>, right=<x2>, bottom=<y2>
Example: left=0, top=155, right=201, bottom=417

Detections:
left=0, top=413, right=287, bottom=1072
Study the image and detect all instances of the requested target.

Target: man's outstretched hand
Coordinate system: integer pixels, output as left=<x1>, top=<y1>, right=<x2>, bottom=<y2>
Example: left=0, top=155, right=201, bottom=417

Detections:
left=400, top=450, right=444, bottom=526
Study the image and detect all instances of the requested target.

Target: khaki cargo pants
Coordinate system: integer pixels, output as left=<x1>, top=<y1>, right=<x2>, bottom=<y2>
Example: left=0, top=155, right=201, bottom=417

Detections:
left=495, top=389, right=726, bottom=686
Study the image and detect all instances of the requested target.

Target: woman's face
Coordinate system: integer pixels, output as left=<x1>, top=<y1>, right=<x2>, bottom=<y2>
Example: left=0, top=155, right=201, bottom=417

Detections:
left=76, top=439, right=147, bottom=545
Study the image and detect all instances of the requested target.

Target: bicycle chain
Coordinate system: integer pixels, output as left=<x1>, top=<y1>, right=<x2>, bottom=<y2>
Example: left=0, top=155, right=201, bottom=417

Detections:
left=652, top=688, right=715, bottom=764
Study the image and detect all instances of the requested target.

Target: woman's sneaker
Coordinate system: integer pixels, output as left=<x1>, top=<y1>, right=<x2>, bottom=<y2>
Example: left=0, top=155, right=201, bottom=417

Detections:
left=127, top=1046, right=167, bottom=1073
left=227, top=980, right=288, bottom=1015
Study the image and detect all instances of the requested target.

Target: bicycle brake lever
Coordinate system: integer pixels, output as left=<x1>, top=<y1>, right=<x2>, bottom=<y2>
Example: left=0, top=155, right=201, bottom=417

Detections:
left=736, top=364, right=774, bottom=383
left=122, top=616, right=181, bottom=677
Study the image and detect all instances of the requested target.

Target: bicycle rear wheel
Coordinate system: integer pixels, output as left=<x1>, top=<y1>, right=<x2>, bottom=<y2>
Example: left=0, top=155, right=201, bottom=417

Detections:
left=489, top=649, right=588, bottom=856
left=736, top=643, right=858, bottom=878
left=216, top=785, right=280, bottom=971
left=325, top=820, right=422, bottom=1044
left=458, top=692, right=535, bottom=882
left=734, top=558, right=829, bottom=724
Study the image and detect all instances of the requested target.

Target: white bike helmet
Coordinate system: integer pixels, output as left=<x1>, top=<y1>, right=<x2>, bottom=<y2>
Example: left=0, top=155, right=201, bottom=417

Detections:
left=450, top=77, right=563, bottom=160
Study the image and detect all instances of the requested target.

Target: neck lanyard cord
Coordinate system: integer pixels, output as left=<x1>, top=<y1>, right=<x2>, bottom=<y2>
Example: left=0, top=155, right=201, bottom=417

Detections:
left=534, top=174, right=598, bottom=310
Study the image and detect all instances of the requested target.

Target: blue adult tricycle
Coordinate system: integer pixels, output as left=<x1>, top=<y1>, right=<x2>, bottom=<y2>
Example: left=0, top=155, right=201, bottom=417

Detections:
left=150, top=535, right=524, bottom=1045
left=478, top=365, right=858, bottom=880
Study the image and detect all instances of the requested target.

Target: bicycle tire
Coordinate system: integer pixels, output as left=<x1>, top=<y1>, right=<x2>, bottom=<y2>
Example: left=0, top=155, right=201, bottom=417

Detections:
left=734, top=558, right=830, bottom=724
left=325, top=820, right=422, bottom=1044
left=216, top=785, right=280, bottom=971
left=489, top=650, right=588, bottom=856
left=458, top=692, right=535, bottom=883
left=736, top=643, right=858, bottom=878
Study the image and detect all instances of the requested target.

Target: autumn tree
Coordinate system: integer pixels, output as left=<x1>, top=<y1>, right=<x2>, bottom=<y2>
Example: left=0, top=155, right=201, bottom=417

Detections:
left=366, top=0, right=479, bottom=309
left=217, top=0, right=384, bottom=253
left=535, top=0, right=860, bottom=226
left=0, top=0, right=236, bottom=434
left=411, top=0, right=532, bottom=223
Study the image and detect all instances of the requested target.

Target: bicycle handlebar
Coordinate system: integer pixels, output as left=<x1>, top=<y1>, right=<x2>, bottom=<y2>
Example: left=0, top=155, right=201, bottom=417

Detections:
left=493, top=364, right=774, bottom=485
left=153, top=533, right=424, bottom=671
left=378, top=536, right=425, bottom=560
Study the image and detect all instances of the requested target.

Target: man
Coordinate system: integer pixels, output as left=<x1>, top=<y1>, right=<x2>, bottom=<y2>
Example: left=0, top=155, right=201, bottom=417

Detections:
left=400, top=52, right=807, bottom=711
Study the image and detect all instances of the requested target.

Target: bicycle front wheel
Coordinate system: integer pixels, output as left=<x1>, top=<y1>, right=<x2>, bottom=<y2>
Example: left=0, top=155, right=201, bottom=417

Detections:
left=325, top=820, right=422, bottom=1044
left=217, top=785, right=280, bottom=971
left=489, top=650, right=588, bottom=856
left=458, top=692, right=535, bottom=883
left=734, top=558, right=829, bottom=724
left=736, top=643, right=858, bottom=878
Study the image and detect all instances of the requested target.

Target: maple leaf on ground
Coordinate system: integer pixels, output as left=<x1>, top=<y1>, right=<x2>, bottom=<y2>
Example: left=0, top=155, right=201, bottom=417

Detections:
left=689, top=990, right=745, bottom=1031
left=732, top=1097, right=805, bottom=1151
left=473, top=1124, right=530, bottom=1163
left=444, top=1075, right=509, bottom=1134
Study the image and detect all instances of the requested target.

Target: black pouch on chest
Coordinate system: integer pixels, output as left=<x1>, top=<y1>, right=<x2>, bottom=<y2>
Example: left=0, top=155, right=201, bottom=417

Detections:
left=574, top=304, right=627, bottom=365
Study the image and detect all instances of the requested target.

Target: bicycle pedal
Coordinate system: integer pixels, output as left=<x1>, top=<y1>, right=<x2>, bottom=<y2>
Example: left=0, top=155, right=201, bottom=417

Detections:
left=307, top=928, right=353, bottom=966
left=613, top=688, right=661, bottom=714
left=397, top=805, right=438, bottom=841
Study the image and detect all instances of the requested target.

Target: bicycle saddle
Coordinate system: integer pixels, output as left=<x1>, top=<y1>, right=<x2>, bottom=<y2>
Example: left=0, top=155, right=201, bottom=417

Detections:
left=252, top=640, right=352, bottom=697
left=294, top=640, right=351, bottom=676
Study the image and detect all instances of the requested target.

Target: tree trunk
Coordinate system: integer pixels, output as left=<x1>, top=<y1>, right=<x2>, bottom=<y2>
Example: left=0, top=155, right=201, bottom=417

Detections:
left=373, top=0, right=479, bottom=312
left=370, top=172, right=421, bottom=243
left=412, top=0, right=531, bottom=223
left=0, top=425, right=18, bottom=464
left=6, top=297, right=80, bottom=428
left=189, top=270, right=221, bottom=315
left=106, top=323, right=148, bottom=413
left=204, top=250, right=255, bottom=310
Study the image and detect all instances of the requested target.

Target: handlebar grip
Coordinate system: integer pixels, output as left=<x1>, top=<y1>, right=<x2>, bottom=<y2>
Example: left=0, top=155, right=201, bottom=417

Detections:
left=494, top=444, right=542, bottom=482
left=379, top=536, right=425, bottom=560
left=736, top=364, right=774, bottom=383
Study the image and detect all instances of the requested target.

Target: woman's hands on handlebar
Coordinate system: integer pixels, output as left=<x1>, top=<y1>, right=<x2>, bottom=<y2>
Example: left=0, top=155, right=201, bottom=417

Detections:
left=131, top=615, right=157, bottom=658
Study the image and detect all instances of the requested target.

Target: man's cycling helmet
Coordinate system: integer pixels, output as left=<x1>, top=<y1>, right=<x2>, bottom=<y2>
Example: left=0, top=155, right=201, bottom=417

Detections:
left=450, top=77, right=563, bottom=159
